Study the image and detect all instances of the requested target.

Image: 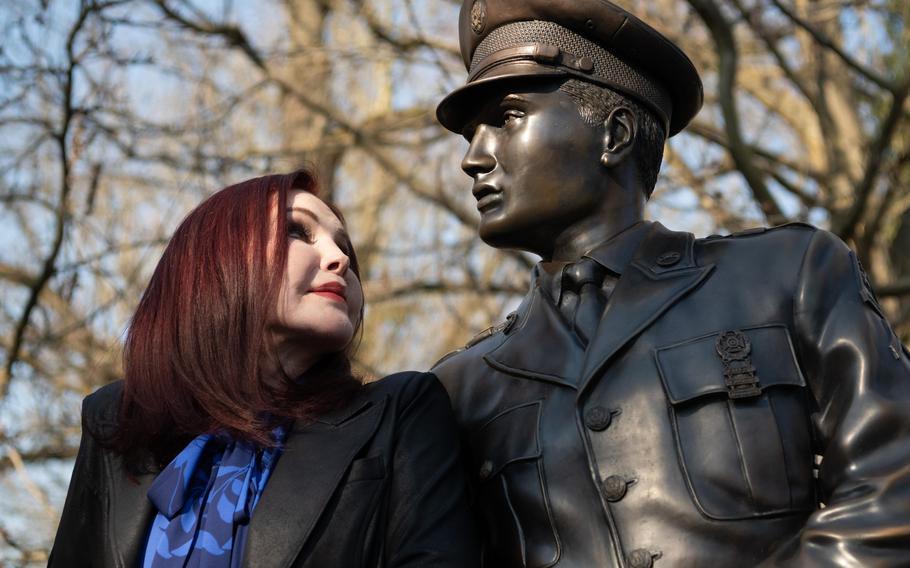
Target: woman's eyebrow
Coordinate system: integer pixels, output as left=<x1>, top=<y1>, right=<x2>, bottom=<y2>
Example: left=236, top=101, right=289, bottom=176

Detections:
left=286, top=207, right=319, bottom=223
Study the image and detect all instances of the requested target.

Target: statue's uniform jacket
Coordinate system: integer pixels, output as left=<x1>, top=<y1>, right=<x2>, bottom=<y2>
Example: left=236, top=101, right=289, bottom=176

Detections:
left=432, top=221, right=910, bottom=568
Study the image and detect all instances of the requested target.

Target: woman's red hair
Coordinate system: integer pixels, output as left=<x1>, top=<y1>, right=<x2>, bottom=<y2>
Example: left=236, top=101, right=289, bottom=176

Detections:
left=111, top=170, right=362, bottom=472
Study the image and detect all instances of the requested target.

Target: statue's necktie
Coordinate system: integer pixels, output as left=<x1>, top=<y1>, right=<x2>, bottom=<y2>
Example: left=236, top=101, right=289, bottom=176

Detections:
left=560, top=258, right=608, bottom=346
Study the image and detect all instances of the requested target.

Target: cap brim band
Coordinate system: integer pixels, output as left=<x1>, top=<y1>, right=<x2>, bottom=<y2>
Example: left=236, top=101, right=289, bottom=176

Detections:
left=436, top=63, right=674, bottom=136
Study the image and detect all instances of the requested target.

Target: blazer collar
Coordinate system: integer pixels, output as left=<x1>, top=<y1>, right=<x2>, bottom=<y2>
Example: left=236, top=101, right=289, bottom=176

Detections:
left=106, top=396, right=383, bottom=568
left=242, top=394, right=386, bottom=567
left=578, top=222, right=715, bottom=392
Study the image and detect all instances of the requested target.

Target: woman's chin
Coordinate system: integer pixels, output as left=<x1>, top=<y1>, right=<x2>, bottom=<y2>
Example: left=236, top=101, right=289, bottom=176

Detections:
left=286, top=325, right=354, bottom=354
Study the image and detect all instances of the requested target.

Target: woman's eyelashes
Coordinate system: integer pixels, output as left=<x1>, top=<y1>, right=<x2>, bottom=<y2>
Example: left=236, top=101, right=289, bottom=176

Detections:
left=288, top=219, right=352, bottom=257
left=287, top=220, right=314, bottom=243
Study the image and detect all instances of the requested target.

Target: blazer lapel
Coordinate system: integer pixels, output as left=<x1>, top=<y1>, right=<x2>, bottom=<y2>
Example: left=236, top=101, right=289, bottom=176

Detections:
left=243, top=395, right=386, bottom=567
left=579, top=223, right=715, bottom=392
left=484, top=281, right=586, bottom=388
left=109, top=465, right=156, bottom=567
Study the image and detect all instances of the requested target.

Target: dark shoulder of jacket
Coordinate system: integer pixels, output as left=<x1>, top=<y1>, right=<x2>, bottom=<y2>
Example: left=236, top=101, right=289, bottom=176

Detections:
left=367, top=371, right=450, bottom=416
left=82, top=380, right=123, bottom=438
left=366, top=371, right=438, bottom=399
left=697, top=222, right=820, bottom=260
left=699, top=221, right=818, bottom=243
left=432, top=312, right=518, bottom=370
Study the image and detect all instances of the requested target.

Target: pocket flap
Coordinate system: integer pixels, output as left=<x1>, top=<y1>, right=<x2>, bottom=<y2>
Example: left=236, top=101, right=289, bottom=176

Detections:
left=471, top=401, right=542, bottom=479
left=347, top=455, right=385, bottom=482
left=655, top=324, right=805, bottom=404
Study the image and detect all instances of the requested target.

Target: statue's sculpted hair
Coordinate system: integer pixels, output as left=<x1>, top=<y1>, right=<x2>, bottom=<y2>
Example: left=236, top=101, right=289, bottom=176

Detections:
left=559, top=79, right=666, bottom=198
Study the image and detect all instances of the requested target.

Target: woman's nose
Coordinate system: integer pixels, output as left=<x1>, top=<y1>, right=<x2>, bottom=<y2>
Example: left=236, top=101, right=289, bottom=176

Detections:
left=461, top=125, right=496, bottom=177
left=323, top=243, right=350, bottom=274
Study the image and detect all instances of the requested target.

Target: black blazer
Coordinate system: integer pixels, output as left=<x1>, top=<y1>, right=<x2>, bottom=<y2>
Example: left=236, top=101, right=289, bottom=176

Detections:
left=50, top=371, right=479, bottom=567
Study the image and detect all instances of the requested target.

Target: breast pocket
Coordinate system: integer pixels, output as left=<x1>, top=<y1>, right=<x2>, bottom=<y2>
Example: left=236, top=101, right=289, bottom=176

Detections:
left=655, top=324, right=815, bottom=520
left=471, top=400, right=559, bottom=568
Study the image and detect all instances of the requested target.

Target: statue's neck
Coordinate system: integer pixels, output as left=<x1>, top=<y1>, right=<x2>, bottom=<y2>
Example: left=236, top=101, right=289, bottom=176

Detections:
left=546, top=203, right=644, bottom=262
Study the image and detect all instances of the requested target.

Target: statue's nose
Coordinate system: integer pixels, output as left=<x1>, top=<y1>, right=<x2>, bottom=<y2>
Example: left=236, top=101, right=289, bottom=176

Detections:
left=461, top=125, right=496, bottom=177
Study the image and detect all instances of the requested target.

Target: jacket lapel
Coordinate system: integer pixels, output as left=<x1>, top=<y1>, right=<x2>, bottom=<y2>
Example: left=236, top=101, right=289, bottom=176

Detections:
left=579, top=223, right=715, bottom=392
left=109, top=467, right=156, bottom=567
left=483, top=278, right=585, bottom=388
left=242, top=395, right=386, bottom=567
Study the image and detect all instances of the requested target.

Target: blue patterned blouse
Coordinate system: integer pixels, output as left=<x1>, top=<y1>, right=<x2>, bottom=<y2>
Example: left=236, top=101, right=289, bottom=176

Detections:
left=141, top=427, right=287, bottom=567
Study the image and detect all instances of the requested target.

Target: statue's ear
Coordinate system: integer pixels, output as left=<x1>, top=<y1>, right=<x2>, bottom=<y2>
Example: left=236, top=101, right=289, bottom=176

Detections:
left=600, top=106, right=637, bottom=168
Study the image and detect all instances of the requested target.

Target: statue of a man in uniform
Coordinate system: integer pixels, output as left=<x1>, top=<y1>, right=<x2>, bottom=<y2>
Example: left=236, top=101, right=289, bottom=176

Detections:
left=431, top=0, right=910, bottom=566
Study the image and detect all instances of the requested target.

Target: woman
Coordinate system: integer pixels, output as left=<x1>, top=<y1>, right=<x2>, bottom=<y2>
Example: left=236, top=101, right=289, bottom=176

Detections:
left=50, top=170, right=478, bottom=567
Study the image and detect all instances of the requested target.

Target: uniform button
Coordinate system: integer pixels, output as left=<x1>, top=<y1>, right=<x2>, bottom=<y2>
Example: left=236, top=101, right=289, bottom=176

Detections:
left=502, top=311, right=518, bottom=334
left=628, top=548, right=654, bottom=568
left=656, top=251, right=681, bottom=267
left=478, top=460, right=493, bottom=480
left=584, top=406, right=613, bottom=431
left=602, top=475, right=628, bottom=501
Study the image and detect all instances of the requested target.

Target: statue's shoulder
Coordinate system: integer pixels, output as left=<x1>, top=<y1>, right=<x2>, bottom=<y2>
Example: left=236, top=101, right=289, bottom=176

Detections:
left=699, top=221, right=817, bottom=243
left=697, top=222, right=821, bottom=255
left=433, top=311, right=519, bottom=370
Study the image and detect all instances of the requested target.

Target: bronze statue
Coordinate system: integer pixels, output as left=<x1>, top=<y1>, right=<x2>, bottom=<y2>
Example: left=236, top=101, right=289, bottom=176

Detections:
left=431, top=1, right=910, bottom=566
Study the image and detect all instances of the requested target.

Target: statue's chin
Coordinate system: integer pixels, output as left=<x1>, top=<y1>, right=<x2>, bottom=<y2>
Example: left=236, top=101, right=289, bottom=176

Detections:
left=479, top=223, right=543, bottom=256
left=478, top=219, right=516, bottom=248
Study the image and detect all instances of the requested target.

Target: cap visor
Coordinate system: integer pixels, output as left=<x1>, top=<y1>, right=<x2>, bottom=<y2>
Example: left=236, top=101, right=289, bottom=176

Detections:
left=436, top=65, right=569, bottom=134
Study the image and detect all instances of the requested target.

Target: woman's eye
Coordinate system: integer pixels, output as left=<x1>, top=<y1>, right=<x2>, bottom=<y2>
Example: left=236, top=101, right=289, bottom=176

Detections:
left=288, top=221, right=314, bottom=242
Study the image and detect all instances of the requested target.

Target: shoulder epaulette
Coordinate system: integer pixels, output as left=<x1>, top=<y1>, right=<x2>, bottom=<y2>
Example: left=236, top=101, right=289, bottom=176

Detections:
left=434, top=312, right=518, bottom=367
left=464, top=311, right=518, bottom=349
left=702, top=222, right=817, bottom=242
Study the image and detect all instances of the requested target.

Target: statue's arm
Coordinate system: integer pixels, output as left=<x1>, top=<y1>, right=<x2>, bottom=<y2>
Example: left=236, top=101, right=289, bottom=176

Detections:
left=769, top=229, right=910, bottom=566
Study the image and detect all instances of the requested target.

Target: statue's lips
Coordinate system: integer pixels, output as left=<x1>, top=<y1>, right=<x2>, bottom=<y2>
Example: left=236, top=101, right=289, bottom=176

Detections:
left=473, top=184, right=502, bottom=212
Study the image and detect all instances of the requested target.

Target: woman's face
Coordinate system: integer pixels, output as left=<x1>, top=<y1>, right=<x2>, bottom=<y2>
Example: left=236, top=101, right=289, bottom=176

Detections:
left=272, top=190, right=363, bottom=360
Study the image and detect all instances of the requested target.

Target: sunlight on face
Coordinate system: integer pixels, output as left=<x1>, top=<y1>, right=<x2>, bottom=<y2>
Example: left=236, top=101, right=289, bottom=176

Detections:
left=270, top=190, right=363, bottom=369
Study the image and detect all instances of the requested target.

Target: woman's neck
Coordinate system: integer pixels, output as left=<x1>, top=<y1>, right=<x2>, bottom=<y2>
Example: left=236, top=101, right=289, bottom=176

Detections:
left=268, top=336, right=321, bottom=380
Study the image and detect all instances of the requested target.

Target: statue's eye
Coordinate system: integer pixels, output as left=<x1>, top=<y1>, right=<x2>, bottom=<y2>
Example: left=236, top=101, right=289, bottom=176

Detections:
left=502, top=109, right=525, bottom=126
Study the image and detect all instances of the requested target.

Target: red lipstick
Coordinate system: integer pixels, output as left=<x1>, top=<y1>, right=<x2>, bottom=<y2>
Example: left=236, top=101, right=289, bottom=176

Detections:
left=310, top=282, right=346, bottom=303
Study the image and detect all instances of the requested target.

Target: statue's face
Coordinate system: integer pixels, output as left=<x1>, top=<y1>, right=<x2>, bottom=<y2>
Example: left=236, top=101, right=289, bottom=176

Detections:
left=460, top=80, right=606, bottom=256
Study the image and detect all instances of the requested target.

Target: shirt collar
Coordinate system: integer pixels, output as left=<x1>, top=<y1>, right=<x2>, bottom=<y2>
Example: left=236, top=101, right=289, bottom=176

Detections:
left=537, top=221, right=652, bottom=303
left=583, top=220, right=652, bottom=275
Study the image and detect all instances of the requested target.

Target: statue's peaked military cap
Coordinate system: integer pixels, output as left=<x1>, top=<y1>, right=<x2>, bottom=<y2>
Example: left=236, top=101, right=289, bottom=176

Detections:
left=436, top=0, right=704, bottom=138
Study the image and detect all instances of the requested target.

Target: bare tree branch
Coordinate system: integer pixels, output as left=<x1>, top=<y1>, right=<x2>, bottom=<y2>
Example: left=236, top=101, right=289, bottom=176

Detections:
left=2, top=3, right=97, bottom=395
left=878, top=277, right=910, bottom=298
left=689, top=0, right=786, bottom=223
left=836, top=76, right=910, bottom=242
left=153, top=0, right=267, bottom=70
left=352, top=0, right=458, bottom=58
left=769, top=0, right=895, bottom=93
left=731, top=0, right=817, bottom=107
left=1, top=446, right=58, bottom=518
